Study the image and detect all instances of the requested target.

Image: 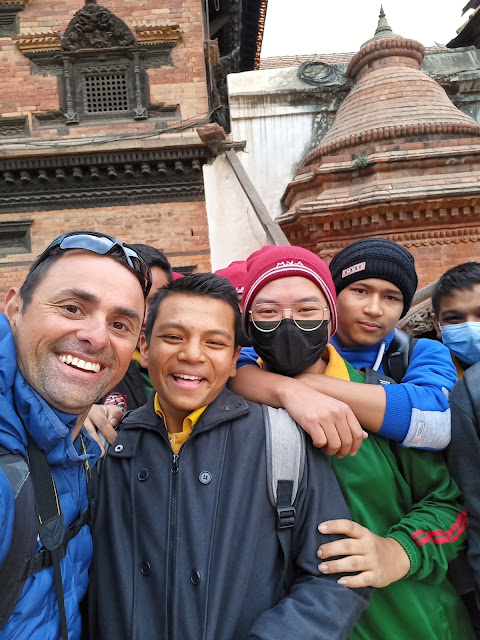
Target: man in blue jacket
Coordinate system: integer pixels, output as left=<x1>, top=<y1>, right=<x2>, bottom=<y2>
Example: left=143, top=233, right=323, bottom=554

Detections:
left=0, top=231, right=149, bottom=640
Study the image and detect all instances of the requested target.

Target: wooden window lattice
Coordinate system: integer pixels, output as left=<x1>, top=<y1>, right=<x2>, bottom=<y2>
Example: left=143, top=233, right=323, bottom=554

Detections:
left=82, top=72, right=129, bottom=115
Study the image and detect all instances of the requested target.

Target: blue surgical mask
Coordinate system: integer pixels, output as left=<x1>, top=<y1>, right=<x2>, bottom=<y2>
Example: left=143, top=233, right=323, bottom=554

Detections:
left=440, top=321, right=480, bottom=365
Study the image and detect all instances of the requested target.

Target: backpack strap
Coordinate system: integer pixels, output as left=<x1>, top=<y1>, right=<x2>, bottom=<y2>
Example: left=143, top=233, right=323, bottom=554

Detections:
left=382, top=328, right=418, bottom=383
left=0, top=436, right=92, bottom=638
left=364, top=368, right=397, bottom=386
left=463, top=365, right=480, bottom=424
left=263, top=405, right=306, bottom=602
left=26, top=434, right=69, bottom=640
left=0, top=446, right=38, bottom=631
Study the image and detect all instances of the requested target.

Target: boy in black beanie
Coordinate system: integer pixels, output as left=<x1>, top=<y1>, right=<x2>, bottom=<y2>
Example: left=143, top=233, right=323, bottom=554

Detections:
left=325, top=237, right=456, bottom=449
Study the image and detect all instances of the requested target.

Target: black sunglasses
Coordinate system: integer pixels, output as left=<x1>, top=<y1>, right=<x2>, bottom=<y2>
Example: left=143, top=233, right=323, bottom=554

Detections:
left=30, top=231, right=152, bottom=297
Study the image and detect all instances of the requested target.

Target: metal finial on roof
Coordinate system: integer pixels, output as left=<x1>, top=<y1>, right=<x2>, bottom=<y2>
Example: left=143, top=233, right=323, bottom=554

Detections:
left=374, top=5, right=392, bottom=37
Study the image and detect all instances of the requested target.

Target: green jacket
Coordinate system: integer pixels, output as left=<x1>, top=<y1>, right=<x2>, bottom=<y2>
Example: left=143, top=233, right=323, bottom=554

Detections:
left=327, top=352, right=474, bottom=640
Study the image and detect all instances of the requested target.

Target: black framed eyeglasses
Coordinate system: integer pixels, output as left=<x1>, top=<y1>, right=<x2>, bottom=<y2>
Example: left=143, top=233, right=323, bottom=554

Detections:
left=30, top=231, right=152, bottom=298
left=249, top=302, right=329, bottom=332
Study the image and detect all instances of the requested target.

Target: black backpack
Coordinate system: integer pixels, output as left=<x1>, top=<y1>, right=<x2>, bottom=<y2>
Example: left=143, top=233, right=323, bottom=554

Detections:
left=0, top=436, right=93, bottom=639
left=364, top=329, right=418, bottom=386
left=380, top=328, right=418, bottom=383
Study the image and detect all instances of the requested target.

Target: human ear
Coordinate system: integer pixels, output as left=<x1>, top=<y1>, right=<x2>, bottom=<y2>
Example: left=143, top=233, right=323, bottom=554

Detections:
left=4, top=288, right=22, bottom=328
left=229, top=345, right=242, bottom=378
left=432, top=314, right=442, bottom=341
left=139, top=334, right=149, bottom=368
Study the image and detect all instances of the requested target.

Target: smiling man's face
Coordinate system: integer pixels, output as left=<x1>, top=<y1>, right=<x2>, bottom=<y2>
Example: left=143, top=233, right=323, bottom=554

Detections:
left=140, top=293, right=240, bottom=431
left=5, top=251, right=145, bottom=416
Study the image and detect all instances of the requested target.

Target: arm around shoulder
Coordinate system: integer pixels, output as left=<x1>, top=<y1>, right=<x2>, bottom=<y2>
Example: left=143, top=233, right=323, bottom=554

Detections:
left=381, top=339, right=457, bottom=450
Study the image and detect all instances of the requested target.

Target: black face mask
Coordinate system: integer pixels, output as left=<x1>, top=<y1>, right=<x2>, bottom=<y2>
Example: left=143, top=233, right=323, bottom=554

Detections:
left=249, top=319, right=329, bottom=377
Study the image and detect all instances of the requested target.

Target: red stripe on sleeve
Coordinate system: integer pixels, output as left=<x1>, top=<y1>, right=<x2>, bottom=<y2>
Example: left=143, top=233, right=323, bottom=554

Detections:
left=411, top=511, right=469, bottom=547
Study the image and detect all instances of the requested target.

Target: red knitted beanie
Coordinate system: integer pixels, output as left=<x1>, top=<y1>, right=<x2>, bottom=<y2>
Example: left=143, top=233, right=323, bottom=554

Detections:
left=215, top=260, right=247, bottom=295
left=242, top=245, right=337, bottom=334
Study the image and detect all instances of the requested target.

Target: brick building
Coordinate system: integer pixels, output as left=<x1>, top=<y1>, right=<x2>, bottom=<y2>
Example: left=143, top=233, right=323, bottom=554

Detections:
left=279, top=10, right=480, bottom=288
left=0, top=0, right=266, bottom=306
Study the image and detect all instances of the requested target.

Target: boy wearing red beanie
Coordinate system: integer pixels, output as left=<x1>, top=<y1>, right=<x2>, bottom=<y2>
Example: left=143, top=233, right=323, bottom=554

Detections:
left=230, top=244, right=473, bottom=639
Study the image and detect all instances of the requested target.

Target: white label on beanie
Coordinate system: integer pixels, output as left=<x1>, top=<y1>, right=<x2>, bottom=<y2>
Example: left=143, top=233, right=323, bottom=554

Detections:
left=276, top=260, right=305, bottom=268
left=342, top=262, right=366, bottom=278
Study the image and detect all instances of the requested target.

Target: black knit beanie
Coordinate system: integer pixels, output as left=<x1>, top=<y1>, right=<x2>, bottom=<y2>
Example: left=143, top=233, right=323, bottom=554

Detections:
left=329, top=238, right=418, bottom=318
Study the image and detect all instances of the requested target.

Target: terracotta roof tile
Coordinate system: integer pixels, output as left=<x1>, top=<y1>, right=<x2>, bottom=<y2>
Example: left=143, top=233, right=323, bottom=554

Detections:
left=259, top=52, right=354, bottom=69
left=258, top=47, right=449, bottom=70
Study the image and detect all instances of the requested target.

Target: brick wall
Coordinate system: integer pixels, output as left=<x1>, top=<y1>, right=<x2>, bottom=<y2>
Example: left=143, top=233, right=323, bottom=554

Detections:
left=0, top=200, right=211, bottom=310
left=0, top=0, right=213, bottom=310
left=318, top=236, right=480, bottom=292
left=0, top=0, right=208, bottom=132
left=407, top=240, right=480, bottom=289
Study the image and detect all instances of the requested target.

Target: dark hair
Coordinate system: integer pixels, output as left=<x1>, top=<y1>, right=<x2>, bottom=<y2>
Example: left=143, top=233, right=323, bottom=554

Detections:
left=20, top=240, right=151, bottom=309
left=130, top=244, right=172, bottom=283
left=432, top=261, right=480, bottom=316
left=19, top=249, right=64, bottom=309
left=144, top=272, right=241, bottom=347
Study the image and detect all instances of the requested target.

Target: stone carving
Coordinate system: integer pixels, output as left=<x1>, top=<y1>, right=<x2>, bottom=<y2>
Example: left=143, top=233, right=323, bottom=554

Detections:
left=0, top=1, right=25, bottom=37
left=61, top=4, right=136, bottom=51
left=0, top=117, right=28, bottom=138
left=0, top=147, right=212, bottom=213
left=298, top=61, right=347, bottom=87
left=0, top=220, right=32, bottom=257
left=398, top=299, right=435, bottom=338
left=138, top=47, right=173, bottom=68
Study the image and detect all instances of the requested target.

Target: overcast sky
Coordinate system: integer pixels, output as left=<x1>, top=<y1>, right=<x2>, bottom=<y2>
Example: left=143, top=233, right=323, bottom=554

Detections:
left=261, top=0, right=471, bottom=58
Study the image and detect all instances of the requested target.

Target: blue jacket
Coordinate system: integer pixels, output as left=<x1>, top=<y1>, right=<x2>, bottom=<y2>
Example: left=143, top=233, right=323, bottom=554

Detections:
left=330, top=330, right=457, bottom=449
left=0, top=314, right=101, bottom=640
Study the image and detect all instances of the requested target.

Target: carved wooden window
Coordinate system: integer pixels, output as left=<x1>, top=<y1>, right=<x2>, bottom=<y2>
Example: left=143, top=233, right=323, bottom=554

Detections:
left=59, top=4, right=148, bottom=124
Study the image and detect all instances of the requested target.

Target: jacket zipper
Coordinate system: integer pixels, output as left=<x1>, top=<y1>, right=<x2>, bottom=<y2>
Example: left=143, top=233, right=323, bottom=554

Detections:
left=167, top=452, right=180, bottom=639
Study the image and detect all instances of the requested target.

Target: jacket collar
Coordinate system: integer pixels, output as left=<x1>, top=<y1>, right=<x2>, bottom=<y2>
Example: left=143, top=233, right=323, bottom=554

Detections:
left=330, top=329, right=396, bottom=371
left=120, top=385, right=251, bottom=436
left=0, top=313, right=101, bottom=466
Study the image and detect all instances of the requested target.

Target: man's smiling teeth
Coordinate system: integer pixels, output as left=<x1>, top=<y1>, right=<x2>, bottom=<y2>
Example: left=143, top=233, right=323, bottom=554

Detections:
left=174, top=374, right=202, bottom=381
left=56, top=354, right=101, bottom=373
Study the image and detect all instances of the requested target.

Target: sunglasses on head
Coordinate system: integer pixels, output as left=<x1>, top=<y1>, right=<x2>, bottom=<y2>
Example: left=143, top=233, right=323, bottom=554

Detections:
left=30, top=231, right=152, bottom=298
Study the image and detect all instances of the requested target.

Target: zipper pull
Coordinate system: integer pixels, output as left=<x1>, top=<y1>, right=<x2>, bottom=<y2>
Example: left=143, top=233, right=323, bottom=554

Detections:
left=172, top=453, right=179, bottom=473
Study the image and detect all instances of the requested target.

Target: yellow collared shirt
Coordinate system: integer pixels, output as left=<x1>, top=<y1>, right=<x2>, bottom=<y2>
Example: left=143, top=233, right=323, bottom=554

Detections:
left=257, top=343, right=350, bottom=381
left=154, top=393, right=207, bottom=454
left=323, top=343, right=351, bottom=381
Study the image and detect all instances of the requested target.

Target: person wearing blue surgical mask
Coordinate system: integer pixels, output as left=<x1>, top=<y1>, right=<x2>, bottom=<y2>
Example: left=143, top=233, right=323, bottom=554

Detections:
left=443, top=264, right=480, bottom=627
left=432, top=261, right=480, bottom=378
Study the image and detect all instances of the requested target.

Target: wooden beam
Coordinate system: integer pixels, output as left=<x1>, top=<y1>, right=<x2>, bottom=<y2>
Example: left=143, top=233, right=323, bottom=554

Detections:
left=209, top=13, right=229, bottom=38
left=225, top=148, right=290, bottom=246
left=411, top=280, right=437, bottom=306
